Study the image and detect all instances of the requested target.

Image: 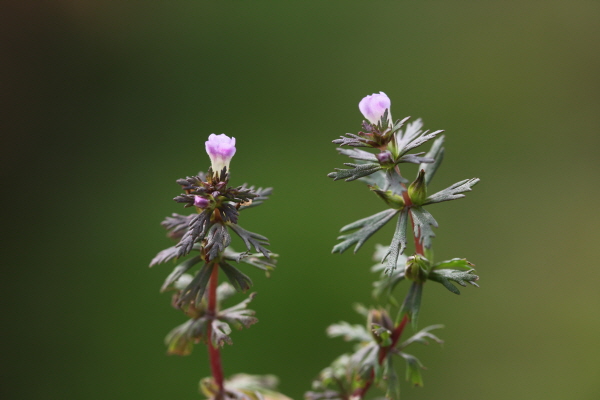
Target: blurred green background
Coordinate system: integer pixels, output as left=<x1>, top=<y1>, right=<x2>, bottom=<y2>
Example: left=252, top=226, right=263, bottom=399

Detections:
left=3, top=1, right=600, bottom=399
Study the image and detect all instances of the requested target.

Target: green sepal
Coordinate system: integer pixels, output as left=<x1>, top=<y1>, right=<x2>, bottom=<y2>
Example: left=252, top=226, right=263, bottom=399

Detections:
left=369, top=186, right=405, bottom=209
left=371, top=324, right=392, bottom=347
left=408, top=169, right=428, bottom=205
left=404, top=255, right=431, bottom=283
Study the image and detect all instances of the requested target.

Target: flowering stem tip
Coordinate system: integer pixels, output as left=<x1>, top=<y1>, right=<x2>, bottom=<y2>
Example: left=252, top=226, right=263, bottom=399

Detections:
left=205, top=134, right=236, bottom=173
left=359, top=92, right=392, bottom=125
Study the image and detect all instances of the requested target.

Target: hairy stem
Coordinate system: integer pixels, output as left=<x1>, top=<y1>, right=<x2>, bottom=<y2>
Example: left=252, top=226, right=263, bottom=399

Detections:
left=206, top=263, right=224, bottom=398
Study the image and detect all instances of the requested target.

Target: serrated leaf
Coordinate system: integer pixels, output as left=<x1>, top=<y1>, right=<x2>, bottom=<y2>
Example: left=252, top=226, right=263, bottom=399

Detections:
left=383, top=209, right=409, bottom=275
left=425, top=177, right=480, bottom=205
left=399, top=352, right=425, bottom=387
left=359, top=169, right=387, bottom=188
left=396, top=152, right=434, bottom=165
left=328, top=163, right=383, bottom=182
left=227, top=223, right=271, bottom=258
left=161, top=213, right=196, bottom=239
left=333, top=209, right=399, bottom=254
left=349, top=342, right=379, bottom=379
left=238, top=186, right=273, bottom=209
left=211, top=319, right=233, bottom=347
left=178, top=262, right=213, bottom=307
left=220, top=262, right=253, bottom=292
left=398, top=324, right=444, bottom=350
left=400, top=282, right=423, bottom=329
left=428, top=268, right=480, bottom=295
left=205, top=224, right=231, bottom=261
left=160, top=255, right=202, bottom=292
left=432, top=258, right=475, bottom=271
left=395, top=118, right=443, bottom=157
left=220, top=293, right=259, bottom=330
left=419, top=135, right=445, bottom=185
left=176, top=210, right=213, bottom=258
left=410, top=207, right=438, bottom=249
left=337, top=148, right=379, bottom=162
left=223, top=249, right=278, bottom=276
left=327, top=322, right=371, bottom=342
left=164, top=319, right=195, bottom=356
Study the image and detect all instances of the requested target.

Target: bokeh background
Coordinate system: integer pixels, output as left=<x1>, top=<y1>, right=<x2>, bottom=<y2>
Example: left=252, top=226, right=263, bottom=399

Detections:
left=3, top=1, right=600, bottom=399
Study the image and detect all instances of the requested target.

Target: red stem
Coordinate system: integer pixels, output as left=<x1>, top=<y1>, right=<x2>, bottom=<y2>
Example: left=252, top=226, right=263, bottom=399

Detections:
left=354, top=167, right=423, bottom=400
left=206, top=263, right=224, bottom=398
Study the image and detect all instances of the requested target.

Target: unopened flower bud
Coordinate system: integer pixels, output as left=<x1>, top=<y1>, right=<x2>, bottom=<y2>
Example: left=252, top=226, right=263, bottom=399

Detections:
left=194, top=196, right=210, bottom=208
left=404, top=255, right=430, bottom=283
left=376, top=150, right=394, bottom=167
left=408, top=169, right=427, bottom=205
left=359, top=92, right=392, bottom=126
left=205, top=133, right=236, bottom=173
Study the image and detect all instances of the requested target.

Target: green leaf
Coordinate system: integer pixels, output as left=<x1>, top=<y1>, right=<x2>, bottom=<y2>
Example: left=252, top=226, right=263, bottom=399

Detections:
left=383, top=209, right=409, bottom=275
left=419, top=135, right=445, bottom=185
left=211, top=319, right=233, bottom=347
left=149, top=243, right=199, bottom=267
left=385, top=356, right=401, bottom=400
left=220, top=262, right=253, bottom=293
left=337, top=148, right=378, bottom=162
left=400, top=282, right=424, bottom=329
left=223, top=248, right=277, bottom=276
left=178, top=262, right=213, bottom=307
left=428, top=268, right=480, bottom=295
left=164, top=320, right=195, bottom=356
left=399, top=352, right=425, bottom=387
left=219, top=293, right=258, bottom=330
left=176, top=209, right=213, bottom=258
left=328, top=163, right=383, bottom=182
left=432, top=258, right=475, bottom=271
left=333, top=209, right=399, bottom=254
left=395, top=118, right=443, bottom=158
left=398, top=324, right=444, bottom=350
left=425, top=177, right=480, bottom=205
left=349, top=342, right=379, bottom=379
left=160, top=255, right=202, bottom=292
left=410, top=207, right=438, bottom=249
left=359, top=169, right=387, bottom=188
left=237, top=185, right=273, bottom=210
left=205, top=224, right=231, bottom=261
left=327, top=321, right=372, bottom=342
left=227, top=223, right=271, bottom=258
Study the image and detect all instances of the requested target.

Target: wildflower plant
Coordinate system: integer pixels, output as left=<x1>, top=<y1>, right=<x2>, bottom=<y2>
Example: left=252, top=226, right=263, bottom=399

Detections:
left=150, top=134, right=289, bottom=400
left=306, top=92, right=480, bottom=400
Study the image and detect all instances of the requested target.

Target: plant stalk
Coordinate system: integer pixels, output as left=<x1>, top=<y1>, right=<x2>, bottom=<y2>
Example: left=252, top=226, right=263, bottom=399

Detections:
left=206, top=263, right=224, bottom=399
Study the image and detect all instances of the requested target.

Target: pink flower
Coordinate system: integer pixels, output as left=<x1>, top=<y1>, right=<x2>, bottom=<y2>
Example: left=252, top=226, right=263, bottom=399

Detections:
left=194, top=196, right=210, bottom=208
left=358, top=92, right=392, bottom=125
left=205, top=134, right=236, bottom=173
